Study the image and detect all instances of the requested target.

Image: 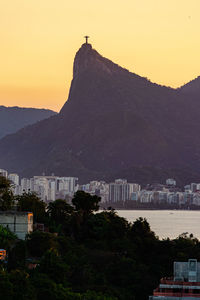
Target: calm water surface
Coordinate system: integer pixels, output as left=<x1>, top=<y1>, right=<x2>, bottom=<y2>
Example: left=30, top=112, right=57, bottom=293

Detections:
left=116, top=210, right=200, bottom=239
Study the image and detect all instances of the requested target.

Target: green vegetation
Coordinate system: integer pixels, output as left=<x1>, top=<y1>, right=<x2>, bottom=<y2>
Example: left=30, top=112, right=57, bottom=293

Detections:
left=16, top=191, right=46, bottom=223
left=1, top=186, right=200, bottom=299
left=0, top=176, right=14, bottom=210
left=0, top=225, right=17, bottom=249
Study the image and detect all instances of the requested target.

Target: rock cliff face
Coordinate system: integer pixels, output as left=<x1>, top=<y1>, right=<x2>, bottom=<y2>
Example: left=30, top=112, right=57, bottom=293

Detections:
left=73, top=43, right=118, bottom=77
left=0, top=43, right=200, bottom=185
left=0, top=106, right=56, bottom=139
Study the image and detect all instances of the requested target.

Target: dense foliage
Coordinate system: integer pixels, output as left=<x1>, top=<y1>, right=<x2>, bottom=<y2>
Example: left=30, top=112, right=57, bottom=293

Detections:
left=0, top=176, right=14, bottom=210
left=1, top=188, right=200, bottom=300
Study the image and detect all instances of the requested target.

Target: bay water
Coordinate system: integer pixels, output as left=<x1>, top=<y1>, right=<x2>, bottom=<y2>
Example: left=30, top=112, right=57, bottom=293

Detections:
left=116, top=210, right=200, bottom=239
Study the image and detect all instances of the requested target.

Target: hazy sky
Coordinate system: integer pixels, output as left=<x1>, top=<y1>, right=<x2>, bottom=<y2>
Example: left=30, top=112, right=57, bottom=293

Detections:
left=1, top=0, right=200, bottom=111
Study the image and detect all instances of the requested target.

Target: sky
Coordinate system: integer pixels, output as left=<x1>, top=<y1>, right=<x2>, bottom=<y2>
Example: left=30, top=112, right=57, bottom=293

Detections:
left=1, top=0, right=200, bottom=112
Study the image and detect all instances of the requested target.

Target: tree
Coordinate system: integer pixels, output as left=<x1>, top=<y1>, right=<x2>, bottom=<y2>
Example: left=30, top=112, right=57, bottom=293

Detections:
left=0, top=270, right=14, bottom=300
left=129, top=218, right=158, bottom=266
left=82, top=290, right=118, bottom=300
left=26, top=231, right=58, bottom=257
left=0, top=225, right=17, bottom=249
left=72, top=191, right=101, bottom=216
left=47, top=199, right=74, bottom=234
left=0, top=176, right=12, bottom=193
left=130, top=217, right=157, bottom=240
left=38, top=248, right=70, bottom=284
left=71, top=191, right=101, bottom=240
left=48, top=199, right=74, bottom=222
left=31, top=273, right=81, bottom=300
left=8, top=240, right=27, bottom=270
left=0, top=176, right=14, bottom=211
left=16, top=192, right=46, bottom=223
left=9, top=269, right=35, bottom=300
left=85, top=210, right=130, bottom=250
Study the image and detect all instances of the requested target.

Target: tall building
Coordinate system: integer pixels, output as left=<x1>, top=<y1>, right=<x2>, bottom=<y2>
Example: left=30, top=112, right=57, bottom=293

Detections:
left=57, top=177, right=78, bottom=193
left=21, top=178, right=31, bottom=193
left=193, top=192, right=200, bottom=206
left=149, top=259, right=200, bottom=299
left=109, top=179, right=135, bottom=202
left=20, top=175, right=78, bottom=202
left=159, top=192, right=168, bottom=203
left=140, top=190, right=152, bottom=203
left=33, top=176, right=50, bottom=202
left=0, top=169, right=8, bottom=178
left=57, top=177, right=78, bottom=199
left=191, top=183, right=198, bottom=193
left=8, top=173, right=21, bottom=195
left=183, top=191, right=193, bottom=205
left=48, top=181, right=56, bottom=202
left=8, top=173, right=19, bottom=186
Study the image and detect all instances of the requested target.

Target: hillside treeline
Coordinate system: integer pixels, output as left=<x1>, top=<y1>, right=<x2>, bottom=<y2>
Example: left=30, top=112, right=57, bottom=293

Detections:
left=0, top=176, right=200, bottom=300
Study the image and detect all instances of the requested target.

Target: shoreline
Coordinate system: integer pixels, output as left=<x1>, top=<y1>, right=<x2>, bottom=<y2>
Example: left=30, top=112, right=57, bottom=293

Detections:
left=100, top=208, right=200, bottom=211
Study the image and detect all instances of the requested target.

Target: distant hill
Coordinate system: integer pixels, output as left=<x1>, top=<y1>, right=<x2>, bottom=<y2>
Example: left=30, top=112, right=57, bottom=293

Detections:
left=0, top=106, right=57, bottom=139
left=0, top=43, right=200, bottom=186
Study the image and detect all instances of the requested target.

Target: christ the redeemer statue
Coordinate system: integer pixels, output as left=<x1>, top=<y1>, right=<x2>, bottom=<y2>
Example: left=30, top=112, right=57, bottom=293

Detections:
left=84, top=36, right=89, bottom=44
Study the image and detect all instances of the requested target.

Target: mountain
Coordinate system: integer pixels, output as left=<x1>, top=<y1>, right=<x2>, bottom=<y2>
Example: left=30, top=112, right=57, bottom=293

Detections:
left=0, top=42, right=200, bottom=185
left=179, top=76, right=200, bottom=96
left=0, top=106, right=57, bottom=139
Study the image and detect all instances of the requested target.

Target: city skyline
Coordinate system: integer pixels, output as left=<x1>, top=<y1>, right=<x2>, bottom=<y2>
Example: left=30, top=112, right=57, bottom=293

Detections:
left=1, top=1, right=200, bottom=111
left=2, top=168, right=200, bottom=209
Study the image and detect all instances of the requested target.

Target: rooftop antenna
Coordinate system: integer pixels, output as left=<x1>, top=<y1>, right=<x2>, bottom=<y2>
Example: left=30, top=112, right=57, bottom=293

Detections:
left=84, top=35, right=89, bottom=44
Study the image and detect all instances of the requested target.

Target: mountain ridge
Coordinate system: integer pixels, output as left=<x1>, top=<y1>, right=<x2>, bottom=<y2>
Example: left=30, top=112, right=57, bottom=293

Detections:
left=179, top=76, right=200, bottom=96
left=0, top=106, right=57, bottom=139
left=0, top=43, right=200, bottom=185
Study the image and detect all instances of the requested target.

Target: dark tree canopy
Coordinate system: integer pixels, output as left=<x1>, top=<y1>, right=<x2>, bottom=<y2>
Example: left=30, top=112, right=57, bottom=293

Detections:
left=0, top=176, right=12, bottom=193
left=1, top=191, right=200, bottom=300
left=47, top=199, right=74, bottom=224
left=16, top=192, right=46, bottom=223
left=0, top=225, right=17, bottom=249
left=0, top=176, right=14, bottom=211
left=72, top=191, right=101, bottom=215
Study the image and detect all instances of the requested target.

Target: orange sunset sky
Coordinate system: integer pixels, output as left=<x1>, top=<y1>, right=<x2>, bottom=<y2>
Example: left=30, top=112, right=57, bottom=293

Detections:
left=1, top=0, right=200, bottom=112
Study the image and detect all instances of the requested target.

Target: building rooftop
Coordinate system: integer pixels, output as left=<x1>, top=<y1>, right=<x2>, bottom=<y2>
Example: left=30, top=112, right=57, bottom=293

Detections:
left=0, top=211, right=33, bottom=215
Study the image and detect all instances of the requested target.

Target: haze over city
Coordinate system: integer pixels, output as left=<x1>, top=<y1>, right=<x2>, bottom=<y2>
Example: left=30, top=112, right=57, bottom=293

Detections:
left=1, top=0, right=200, bottom=111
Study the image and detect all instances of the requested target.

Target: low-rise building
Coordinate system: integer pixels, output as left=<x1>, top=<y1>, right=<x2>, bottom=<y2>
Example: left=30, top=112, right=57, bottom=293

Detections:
left=149, top=259, right=200, bottom=299
left=166, top=178, right=176, bottom=186
left=0, top=211, right=33, bottom=240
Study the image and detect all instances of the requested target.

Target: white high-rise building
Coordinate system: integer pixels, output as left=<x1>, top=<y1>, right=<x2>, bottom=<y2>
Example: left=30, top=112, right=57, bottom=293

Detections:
left=193, top=192, right=200, bottom=206
left=109, top=179, right=136, bottom=202
left=0, top=169, right=8, bottom=178
left=48, top=181, right=56, bottom=202
left=21, top=178, right=31, bottom=193
left=8, top=173, right=19, bottom=186
left=140, top=190, right=152, bottom=203
left=8, top=173, right=20, bottom=195
left=32, top=175, right=58, bottom=202
left=57, top=177, right=78, bottom=196
left=33, top=177, right=49, bottom=202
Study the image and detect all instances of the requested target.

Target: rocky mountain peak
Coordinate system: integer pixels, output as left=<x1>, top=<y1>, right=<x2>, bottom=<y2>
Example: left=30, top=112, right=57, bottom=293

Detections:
left=1, top=43, right=200, bottom=187
left=73, top=43, right=121, bottom=78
